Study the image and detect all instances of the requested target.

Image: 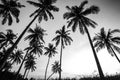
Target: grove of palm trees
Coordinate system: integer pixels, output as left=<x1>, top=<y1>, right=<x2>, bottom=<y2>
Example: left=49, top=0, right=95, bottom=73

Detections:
left=0, top=0, right=120, bottom=80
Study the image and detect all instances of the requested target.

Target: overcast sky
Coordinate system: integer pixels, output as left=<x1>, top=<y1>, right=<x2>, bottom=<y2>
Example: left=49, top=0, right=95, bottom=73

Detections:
left=0, top=0, right=120, bottom=78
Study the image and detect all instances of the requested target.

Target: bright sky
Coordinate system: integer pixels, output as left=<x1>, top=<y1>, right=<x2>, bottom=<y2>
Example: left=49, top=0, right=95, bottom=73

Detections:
left=1, top=0, right=120, bottom=78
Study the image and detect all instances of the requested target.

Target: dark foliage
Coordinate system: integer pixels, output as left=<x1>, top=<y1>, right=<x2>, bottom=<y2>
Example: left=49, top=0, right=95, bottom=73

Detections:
left=0, top=71, right=28, bottom=80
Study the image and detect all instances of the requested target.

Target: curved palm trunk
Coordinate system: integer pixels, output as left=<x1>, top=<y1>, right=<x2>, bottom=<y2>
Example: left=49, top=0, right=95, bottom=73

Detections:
left=59, top=39, right=63, bottom=80
left=110, top=46, right=120, bottom=63
left=26, top=69, right=30, bottom=78
left=15, top=51, right=29, bottom=80
left=0, top=10, right=42, bottom=71
left=84, top=26, right=104, bottom=79
left=23, top=68, right=27, bottom=79
left=47, top=72, right=54, bottom=80
left=45, top=57, right=50, bottom=80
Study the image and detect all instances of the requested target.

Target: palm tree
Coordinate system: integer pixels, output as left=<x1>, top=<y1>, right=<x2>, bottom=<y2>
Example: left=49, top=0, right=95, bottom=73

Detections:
left=0, top=0, right=25, bottom=25
left=0, top=29, right=17, bottom=50
left=63, top=0, right=104, bottom=79
left=15, top=42, right=43, bottom=79
left=9, top=49, right=23, bottom=65
left=47, top=61, right=61, bottom=80
left=23, top=55, right=36, bottom=79
left=93, top=28, right=120, bottom=63
left=44, top=43, right=57, bottom=80
left=0, top=0, right=59, bottom=70
left=52, top=25, right=73, bottom=79
left=15, top=47, right=29, bottom=79
left=24, top=24, right=47, bottom=45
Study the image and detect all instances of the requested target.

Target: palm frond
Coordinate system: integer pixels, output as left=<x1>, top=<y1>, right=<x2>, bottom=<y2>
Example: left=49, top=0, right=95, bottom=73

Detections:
left=78, top=21, right=85, bottom=34
left=2, top=15, right=7, bottom=25
left=111, top=29, right=120, bottom=34
left=46, top=10, right=54, bottom=19
left=8, top=13, right=13, bottom=25
left=72, top=19, right=78, bottom=32
left=79, top=0, right=88, bottom=11
left=111, top=37, right=120, bottom=44
left=82, top=5, right=100, bottom=16
left=49, top=5, right=59, bottom=12
left=27, top=1, right=42, bottom=8
left=112, top=44, right=120, bottom=54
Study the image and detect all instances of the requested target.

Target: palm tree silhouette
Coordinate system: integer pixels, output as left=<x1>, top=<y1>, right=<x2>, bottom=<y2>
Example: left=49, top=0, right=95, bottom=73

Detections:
left=93, top=28, right=120, bottom=63
left=15, top=42, right=43, bottom=79
left=0, top=0, right=25, bottom=25
left=23, top=54, right=36, bottom=79
left=0, top=29, right=17, bottom=50
left=24, top=24, right=47, bottom=45
left=52, top=25, right=73, bottom=79
left=47, top=61, right=61, bottom=80
left=0, top=0, right=59, bottom=70
left=0, top=48, right=12, bottom=72
left=63, top=0, right=104, bottom=79
left=44, top=43, right=57, bottom=80
left=9, top=49, right=23, bottom=65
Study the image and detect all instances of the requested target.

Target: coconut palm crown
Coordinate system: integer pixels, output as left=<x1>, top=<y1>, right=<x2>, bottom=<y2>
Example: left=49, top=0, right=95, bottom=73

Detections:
left=0, top=0, right=25, bottom=25
left=0, top=29, right=17, bottom=49
left=63, top=0, right=99, bottom=33
left=9, top=49, right=23, bottom=65
left=52, top=25, right=73, bottom=48
left=44, top=43, right=57, bottom=58
left=93, top=28, right=120, bottom=63
left=24, top=24, right=47, bottom=45
left=27, top=0, right=59, bottom=23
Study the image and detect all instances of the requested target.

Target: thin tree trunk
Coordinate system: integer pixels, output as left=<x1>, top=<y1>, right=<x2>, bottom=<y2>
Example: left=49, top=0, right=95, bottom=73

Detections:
left=45, top=57, right=50, bottom=80
left=84, top=26, right=105, bottom=79
left=47, top=72, right=54, bottom=80
left=25, top=69, right=30, bottom=78
left=59, top=39, right=63, bottom=80
left=23, top=68, right=27, bottom=79
left=0, top=10, right=41, bottom=71
left=15, top=51, right=29, bottom=80
left=110, top=46, right=120, bottom=63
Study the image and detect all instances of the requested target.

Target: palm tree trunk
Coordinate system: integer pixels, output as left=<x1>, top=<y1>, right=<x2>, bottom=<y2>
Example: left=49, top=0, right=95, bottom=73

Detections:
left=26, top=69, right=30, bottom=78
left=47, top=72, right=54, bottom=80
left=45, top=57, right=51, bottom=80
left=59, top=39, right=63, bottom=80
left=110, top=46, right=120, bottom=63
left=15, top=51, right=29, bottom=80
left=23, top=68, right=27, bottom=79
left=84, top=26, right=104, bottom=79
left=0, top=9, right=43, bottom=71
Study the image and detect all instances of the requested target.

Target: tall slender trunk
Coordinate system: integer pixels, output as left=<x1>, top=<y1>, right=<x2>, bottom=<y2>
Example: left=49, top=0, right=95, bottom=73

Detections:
left=59, top=39, right=63, bottom=80
left=26, top=69, right=30, bottom=78
left=0, top=12, right=40, bottom=71
left=110, top=46, right=120, bottom=63
left=15, top=51, right=29, bottom=80
left=47, top=72, right=54, bottom=80
left=23, top=68, right=27, bottom=79
left=45, top=57, right=50, bottom=80
left=84, top=26, right=104, bottom=79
